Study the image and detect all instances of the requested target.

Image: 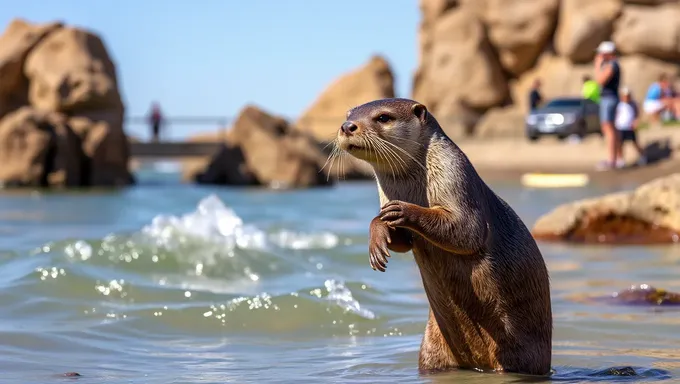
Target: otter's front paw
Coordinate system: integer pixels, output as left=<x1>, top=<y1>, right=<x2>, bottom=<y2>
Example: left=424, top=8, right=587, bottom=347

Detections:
left=379, top=200, right=414, bottom=228
left=369, top=217, right=392, bottom=272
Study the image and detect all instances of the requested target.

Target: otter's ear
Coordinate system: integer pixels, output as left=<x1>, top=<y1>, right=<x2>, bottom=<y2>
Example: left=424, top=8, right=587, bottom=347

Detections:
left=411, top=103, right=427, bottom=123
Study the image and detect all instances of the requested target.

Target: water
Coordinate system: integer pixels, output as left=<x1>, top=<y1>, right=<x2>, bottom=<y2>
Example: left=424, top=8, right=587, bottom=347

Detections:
left=0, top=167, right=679, bottom=383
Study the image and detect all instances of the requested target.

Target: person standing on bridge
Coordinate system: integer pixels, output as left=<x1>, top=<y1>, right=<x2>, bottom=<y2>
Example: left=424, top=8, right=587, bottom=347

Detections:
left=148, top=102, right=164, bottom=142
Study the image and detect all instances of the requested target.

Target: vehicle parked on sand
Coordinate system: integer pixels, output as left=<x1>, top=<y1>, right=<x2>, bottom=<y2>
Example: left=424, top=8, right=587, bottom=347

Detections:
left=525, top=97, right=601, bottom=141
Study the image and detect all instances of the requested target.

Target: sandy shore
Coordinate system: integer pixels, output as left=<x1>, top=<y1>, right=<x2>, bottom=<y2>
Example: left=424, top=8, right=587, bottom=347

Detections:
left=460, top=128, right=680, bottom=185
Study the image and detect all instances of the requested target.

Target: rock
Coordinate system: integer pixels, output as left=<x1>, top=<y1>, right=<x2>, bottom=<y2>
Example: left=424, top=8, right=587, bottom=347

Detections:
left=189, top=105, right=334, bottom=188
left=413, top=6, right=509, bottom=118
left=296, top=55, right=395, bottom=142
left=67, top=112, right=133, bottom=186
left=608, top=284, right=680, bottom=306
left=619, top=55, right=680, bottom=101
left=554, top=0, right=623, bottom=63
left=24, top=26, right=123, bottom=112
left=194, top=143, right=255, bottom=186
left=418, top=0, right=461, bottom=68
left=532, top=173, right=680, bottom=244
left=0, top=107, right=83, bottom=187
left=0, top=19, right=132, bottom=188
left=511, top=54, right=592, bottom=113
left=477, top=0, right=559, bottom=76
left=613, top=4, right=680, bottom=61
left=474, top=106, right=526, bottom=138
left=0, top=19, right=62, bottom=119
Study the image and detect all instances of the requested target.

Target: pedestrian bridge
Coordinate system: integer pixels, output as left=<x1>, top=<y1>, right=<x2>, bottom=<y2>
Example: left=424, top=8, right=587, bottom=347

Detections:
left=129, top=141, right=223, bottom=158
left=125, top=116, right=228, bottom=159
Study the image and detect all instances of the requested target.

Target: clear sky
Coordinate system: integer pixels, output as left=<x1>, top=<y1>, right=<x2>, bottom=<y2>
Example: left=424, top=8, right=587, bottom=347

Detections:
left=2, top=0, right=420, bottom=139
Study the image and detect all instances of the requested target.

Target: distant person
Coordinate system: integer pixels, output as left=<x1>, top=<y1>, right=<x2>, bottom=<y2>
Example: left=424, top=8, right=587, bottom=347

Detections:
left=643, top=73, right=680, bottom=125
left=581, top=75, right=600, bottom=103
left=614, top=87, right=646, bottom=167
left=529, top=79, right=542, bottom=111
left=593, top=41, right=621, bottom=171
left=148, top=102, right=164, bottom=142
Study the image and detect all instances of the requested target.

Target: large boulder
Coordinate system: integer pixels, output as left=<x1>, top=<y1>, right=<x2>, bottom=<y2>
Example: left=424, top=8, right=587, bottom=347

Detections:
left=0, top=19, right=132, bottom=188
left=0, top=19, right=62, bottom=119
left=554, top=0, right=623, bottom=63
left=296, top=56, right=394, bottom=142
left=24, top=26, right=123, bottom=112
left=413, top=6, right=508, bottom=118
left=187, top=105, right=334, bottom=188
left=613, top=4, right=680, bottom=61
left=67, top=112, right=132, bottom=186
left=476, top=0, right=559, bottom=76
left=0, top=107, right=83, bottom=187
left=532, top=173, right=680, bottom=244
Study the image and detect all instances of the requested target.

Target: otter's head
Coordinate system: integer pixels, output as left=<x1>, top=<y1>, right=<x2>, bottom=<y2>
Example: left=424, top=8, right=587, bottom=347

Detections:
left=335, top=98, right=431, bottom=173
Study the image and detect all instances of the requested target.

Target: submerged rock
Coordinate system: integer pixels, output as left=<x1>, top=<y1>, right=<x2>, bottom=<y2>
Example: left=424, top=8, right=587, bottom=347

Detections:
left=608, top=284, right=680, bottom=306
left=532, top=173, right=680, bottom=244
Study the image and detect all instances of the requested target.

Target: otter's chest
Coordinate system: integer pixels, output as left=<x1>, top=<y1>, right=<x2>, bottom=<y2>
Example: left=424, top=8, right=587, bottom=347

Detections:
left=376, top=178, right=429, bottom=208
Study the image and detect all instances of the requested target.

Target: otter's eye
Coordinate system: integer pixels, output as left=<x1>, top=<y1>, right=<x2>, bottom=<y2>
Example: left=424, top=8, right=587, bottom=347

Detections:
left=376, top=114, right=393, bottom=123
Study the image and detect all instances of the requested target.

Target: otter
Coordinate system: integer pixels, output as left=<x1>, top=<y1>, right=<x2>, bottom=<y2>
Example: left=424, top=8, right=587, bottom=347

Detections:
left=334, top=98, right=552, bottom=376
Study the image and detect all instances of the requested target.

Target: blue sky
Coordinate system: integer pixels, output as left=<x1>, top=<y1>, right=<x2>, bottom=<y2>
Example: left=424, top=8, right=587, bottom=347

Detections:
left=2, top=0, right=420, bottom=139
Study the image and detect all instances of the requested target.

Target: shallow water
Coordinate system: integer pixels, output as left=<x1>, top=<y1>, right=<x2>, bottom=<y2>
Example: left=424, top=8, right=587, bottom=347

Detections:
left=0, top=166, right=679, bottom=383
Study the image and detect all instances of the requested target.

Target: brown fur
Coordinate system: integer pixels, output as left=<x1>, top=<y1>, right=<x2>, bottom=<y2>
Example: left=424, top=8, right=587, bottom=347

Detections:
left=334, top=98, right=553, bottom=375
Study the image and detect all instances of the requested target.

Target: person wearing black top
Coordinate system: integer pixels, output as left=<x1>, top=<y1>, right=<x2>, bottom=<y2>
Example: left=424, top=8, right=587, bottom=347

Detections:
left=529, top=79, right=542, bottom=110
left=594, top=41, right=621, bottom=170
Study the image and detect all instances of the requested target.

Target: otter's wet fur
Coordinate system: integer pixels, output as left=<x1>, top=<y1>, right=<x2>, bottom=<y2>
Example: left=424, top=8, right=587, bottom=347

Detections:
left=329, top=98, right=552, bottom=375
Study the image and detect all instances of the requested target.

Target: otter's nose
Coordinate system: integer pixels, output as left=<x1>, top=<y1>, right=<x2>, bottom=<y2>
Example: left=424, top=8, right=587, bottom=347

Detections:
left=340, top=121, right=358, bottom=135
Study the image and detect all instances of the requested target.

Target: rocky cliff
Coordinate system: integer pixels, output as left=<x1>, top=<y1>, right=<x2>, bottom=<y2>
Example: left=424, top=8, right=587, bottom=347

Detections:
left=412, top=0, right=680, bottom=138
left=0, top=19, right=132, bottom=188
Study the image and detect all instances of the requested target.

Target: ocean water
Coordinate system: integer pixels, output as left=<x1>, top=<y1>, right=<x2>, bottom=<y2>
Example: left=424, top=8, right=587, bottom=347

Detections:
left=0, top=165, right=678, bottom=383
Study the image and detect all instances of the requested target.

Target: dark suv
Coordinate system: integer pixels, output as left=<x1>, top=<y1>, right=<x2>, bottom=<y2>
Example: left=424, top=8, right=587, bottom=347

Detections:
left=525, top=97, right=601, bottom=141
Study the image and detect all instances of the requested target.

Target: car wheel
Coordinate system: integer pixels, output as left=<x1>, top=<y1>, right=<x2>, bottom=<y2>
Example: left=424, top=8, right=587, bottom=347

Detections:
left=527, top=135, right=539, bottom=142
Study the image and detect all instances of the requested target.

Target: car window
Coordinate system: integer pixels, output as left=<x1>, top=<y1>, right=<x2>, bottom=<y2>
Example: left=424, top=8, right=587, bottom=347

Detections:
left=544, top=99, right=582, bottom=108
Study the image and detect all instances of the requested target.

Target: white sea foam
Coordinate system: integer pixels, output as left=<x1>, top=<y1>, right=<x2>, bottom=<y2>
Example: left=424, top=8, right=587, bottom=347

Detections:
left=141, top=194, right=339, bottom=251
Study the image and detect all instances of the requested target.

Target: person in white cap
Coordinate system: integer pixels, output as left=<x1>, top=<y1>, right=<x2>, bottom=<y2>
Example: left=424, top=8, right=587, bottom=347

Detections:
left=614, top=86, right=647, bottom=167
left=593, top=41, right=622, bottom=171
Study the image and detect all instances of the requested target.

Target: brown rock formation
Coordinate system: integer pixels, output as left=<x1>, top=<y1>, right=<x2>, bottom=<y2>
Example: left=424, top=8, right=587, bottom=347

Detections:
left=0, top=19, right=132, bottom=187
left=413, top=6, right=508, bottom=120
left=296, top=56, right=395, bottom=142
left=613, top=4, right=680, bottom=61
left=554, top=0, right=622, bottom=63
left=474, top=106, right=526, bottom=138
left=184, top=105, right=334, bottom=189
left=414, top=0, right=680, bottom=138
left=532, top=173, right=680, bottom=244
left=0, top=107, right=83, bottom=187
left=0, top=19, right=62, bottom=119
left=478, top=0, right=559, bottom=75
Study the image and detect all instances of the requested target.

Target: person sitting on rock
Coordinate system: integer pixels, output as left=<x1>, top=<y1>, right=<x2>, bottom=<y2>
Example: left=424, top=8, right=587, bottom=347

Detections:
left=615, top=87, right=646, bottom=168
left=643, top=73, right=680, bottom=125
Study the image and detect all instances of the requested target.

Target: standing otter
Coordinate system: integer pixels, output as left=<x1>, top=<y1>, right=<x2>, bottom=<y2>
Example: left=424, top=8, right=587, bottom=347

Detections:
left=334, top=98, right=552, bottom=376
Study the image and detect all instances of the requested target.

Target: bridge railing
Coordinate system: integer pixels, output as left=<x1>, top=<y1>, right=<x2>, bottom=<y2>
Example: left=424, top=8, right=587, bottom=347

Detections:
left=124, top=116, right=233, bottom=142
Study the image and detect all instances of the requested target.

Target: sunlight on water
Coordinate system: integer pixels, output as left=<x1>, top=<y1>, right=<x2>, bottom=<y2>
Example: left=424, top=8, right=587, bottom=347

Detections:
left=0, top=181, right=677, bottom=383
